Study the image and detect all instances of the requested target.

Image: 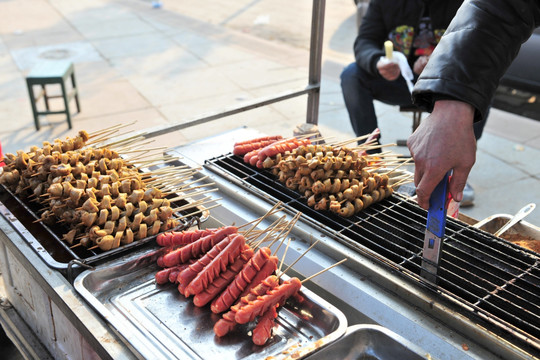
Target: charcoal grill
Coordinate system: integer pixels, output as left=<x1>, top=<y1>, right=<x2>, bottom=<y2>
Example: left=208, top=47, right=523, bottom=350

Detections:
left=0, top=183, right=205, bottom=282
left=203, top=151, right=540, bottom=358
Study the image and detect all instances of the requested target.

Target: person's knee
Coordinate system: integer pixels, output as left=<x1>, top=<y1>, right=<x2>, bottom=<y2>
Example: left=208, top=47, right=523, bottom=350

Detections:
left=340, top=63, right=356, bottom=86
left=341, top=63, right=368, bottom=95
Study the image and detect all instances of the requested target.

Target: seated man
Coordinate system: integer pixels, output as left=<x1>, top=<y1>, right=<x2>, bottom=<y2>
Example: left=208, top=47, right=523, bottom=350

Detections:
left=340, top=0, right=487, bottom=206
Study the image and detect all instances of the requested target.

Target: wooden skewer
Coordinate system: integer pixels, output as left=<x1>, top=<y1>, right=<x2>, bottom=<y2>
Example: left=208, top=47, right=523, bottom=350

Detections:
left=392, top=176, right=414, bottom=187
left=167, top=188, right=219, bottom=203
left=278, top=239, right=321, bottom=279
left=237, top=206, right=284, bottom=230
left=143, top=171, right=190, bottom=184
left=362, top=143, right=397, bottom=152
left=249, top=216, right=288, bottom=248
left=70, top=243, right=82, bottom=249
left=176, top=182, right=216, bottom=194
left=250, top=221, right=284, bottom=249
left=123, top=149, right=155, bottom=162
left=87, top=131, right=140, bottom=147
left=127, top=149, right=170, bottom=163
left=171, top=195, right=213, bottom=210
left=115, top=140, right=158, bottom=154
left=387, top=173, right=411, bottom=183
left=366, top=156, right=409, bottom=164
left=154, top=175, right=198, bottom=190
left=175, top=203, right=221, bottom=220
left=295, top=133, right=319, bottom=141
left=364, top=150, right=394, bottom=158
left=138, top=165, right=191, bottom=177
left=266, top=220, right=292, bottom=249
left=173, top=196, right=221, bottom=213
left=364, top=159, right=411, bottom=172
left=244, top=201, right=283, bottom=237
left=272, top=212, right=301, bottom=254
left=144, top=164, right=191, bottom=172
left=245, top=215, right=284, bottom=245
left=155, top=175, right=209, bottom=190
left=131, top=153, right=176, bottom=165
left=135, top=157, right=181, bottom=170
left=352, top=138, right=378, bottom=150
left=87, top=122, right=135, bottom=139
left=312, top=135, right=334, bottom=144
left=384, top=157, right=413, bottom=176
left=301, top=258, right=347, bottom=283
left=131, top=156, right=174, bottom=167
left=145, top=170, right=197, bottom=182
left=278, top=238, right=292, bottom=274
left=177, top=175, right=211, bottom=188
left=332, top=133, right=372, bottom=147
left=101, top=133, right=148, bottom=148
left=87, top=137, right=129, bottom=152
left=87, top=245, right=99, bottom=250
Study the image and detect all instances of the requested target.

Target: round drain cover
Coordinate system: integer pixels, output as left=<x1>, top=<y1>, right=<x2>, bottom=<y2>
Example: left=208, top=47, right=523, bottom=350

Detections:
left=39, top=49, right=71, bottom=59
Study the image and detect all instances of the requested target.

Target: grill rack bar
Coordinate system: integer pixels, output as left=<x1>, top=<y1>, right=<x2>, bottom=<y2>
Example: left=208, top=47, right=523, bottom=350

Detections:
left=205, top=152, right=540, bottom=355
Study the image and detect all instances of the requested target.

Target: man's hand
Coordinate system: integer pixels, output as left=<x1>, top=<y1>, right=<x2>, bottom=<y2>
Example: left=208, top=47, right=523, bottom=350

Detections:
left=413, top=55, right=429, bottom=75
left=407, top=100, right=477, bottom=209
left=376, top=59, right=401, bottom=81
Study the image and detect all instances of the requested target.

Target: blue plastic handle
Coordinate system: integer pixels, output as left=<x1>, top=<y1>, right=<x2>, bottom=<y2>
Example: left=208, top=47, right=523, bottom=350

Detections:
left=426, top=171, right=451, bottom=238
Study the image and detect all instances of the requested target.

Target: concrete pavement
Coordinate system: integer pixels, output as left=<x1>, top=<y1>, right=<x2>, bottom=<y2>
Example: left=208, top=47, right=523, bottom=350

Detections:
left=1, top=0, right=539, bottom=226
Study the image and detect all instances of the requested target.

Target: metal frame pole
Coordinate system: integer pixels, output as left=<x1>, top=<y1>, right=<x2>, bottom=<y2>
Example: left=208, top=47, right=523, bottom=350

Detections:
left=305, top=0, right=326, bottom=125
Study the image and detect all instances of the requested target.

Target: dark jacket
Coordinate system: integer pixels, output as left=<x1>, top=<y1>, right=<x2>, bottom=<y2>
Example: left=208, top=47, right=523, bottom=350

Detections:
left=413, top=0, right=540, bottom=121
left=354, top=0, right=463, bottom=76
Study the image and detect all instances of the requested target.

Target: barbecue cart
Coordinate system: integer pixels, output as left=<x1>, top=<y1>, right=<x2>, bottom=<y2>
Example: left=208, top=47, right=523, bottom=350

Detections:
left=1, top=1, right=539, bottom=359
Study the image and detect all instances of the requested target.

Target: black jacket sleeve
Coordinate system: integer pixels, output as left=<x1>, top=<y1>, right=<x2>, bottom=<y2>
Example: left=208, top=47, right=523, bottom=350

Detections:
left=412, top=0, right=540, bottom=121
left=353, top=0, right=388, bottom=76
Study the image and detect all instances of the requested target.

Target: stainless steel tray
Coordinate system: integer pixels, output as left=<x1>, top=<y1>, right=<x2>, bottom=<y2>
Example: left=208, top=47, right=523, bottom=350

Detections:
left=304, top=324, right=429, bottom=360
left=473, top=214, right=540, bottom=253
left=474, top=214, right=540, bottom=239
left=74, top=246, right=347, bottom=360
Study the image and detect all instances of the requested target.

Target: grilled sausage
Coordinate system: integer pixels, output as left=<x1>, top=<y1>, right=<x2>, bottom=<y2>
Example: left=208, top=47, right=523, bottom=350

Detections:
left=184, top=234, right=245, bottom=296
left=193, top=246, right=253, bottom=307
left=160, top=226, right=237, bottom=268
left=235, top=277, right=302, bottom=324
left=213, top=275, right=279, bottom=337
left=176, top=236, right=233, bottom=290
left=252, top=304, right=278, bottom=346
left=210, top=247, right=271, bottom=314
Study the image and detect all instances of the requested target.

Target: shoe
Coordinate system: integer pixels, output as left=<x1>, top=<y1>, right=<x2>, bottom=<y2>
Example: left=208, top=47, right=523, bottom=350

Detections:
left=460, top=183, right=475, bottom=207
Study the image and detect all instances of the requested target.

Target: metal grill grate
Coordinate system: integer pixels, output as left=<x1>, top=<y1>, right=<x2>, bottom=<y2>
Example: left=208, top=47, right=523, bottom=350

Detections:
left=205, top=153, right=540, bottom=356
left=0, top=184, right=202, bottom=281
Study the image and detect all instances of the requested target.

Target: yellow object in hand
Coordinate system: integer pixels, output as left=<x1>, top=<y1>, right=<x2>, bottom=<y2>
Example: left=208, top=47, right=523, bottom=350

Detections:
left=384, top=40, right=393, bottom=60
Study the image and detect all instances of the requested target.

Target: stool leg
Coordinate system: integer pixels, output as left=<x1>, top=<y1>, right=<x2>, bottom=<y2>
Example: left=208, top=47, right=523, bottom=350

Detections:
left=412, top=111, right=421, bottom=132
left=71, top=72, right=80, bottom=113
left=26, top=81, right=40, bottom=131
left=60, top=81, right=72, bottom=129
left=41, top=84, right=50, bottom=111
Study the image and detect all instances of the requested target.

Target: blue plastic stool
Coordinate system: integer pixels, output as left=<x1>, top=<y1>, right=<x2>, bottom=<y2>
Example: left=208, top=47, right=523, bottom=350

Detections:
left=26, top=61, right=80, bottom=130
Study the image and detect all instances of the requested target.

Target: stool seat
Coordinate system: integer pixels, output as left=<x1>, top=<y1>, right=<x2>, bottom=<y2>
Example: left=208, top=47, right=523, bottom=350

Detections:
left=26, top=60, right=80, bottom=130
